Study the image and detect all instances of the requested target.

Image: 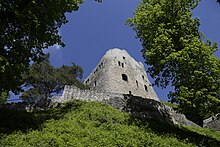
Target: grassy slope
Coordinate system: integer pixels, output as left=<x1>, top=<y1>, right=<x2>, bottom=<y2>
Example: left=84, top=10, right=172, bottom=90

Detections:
left=0, top=100, right=220, bottom=147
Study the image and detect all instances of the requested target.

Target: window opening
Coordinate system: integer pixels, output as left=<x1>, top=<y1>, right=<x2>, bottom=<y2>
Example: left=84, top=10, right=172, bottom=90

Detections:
left=144, top=85, right=148, bottom=92
left=142, top=75, right=145, bottom=80
left=129, top=91, right=132, bottom=95
left=118, top=61, right=121, bottom=66
left=136, top=80, right=139, bottom=87
left=94, top=81, right=96, bottom=87
left=122, top=74, right=128, bottom=81
left=123, top=56, right=126, bottom=59
left=122, top=63, right=124, bottom=68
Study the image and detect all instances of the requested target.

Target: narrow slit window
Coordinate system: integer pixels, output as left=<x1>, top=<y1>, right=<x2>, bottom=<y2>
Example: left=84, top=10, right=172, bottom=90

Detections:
left=142, top=75, right=145, bottom=80
left=144, top=85, right=148, bottom=92
left=136, top=80, right=139, bottom=87
left=122, top=63, right=124, bottom=68
left=118, top=61, right=121, bottom=66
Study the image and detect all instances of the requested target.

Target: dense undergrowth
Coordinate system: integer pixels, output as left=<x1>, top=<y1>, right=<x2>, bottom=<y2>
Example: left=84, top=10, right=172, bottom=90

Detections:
left=0, top=100, right=220, bottom=146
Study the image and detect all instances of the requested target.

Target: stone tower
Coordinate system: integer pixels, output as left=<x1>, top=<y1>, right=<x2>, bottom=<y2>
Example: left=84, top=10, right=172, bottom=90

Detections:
left=84, top=48, right=159, bottom=101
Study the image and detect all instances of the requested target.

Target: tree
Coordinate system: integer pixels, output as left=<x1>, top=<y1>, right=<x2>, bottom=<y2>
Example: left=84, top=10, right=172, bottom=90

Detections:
left=128, top=0, right=220, bottom=125
left=0, top=0, right=85, bottom=98
left=21, top=54, right=87, bottom=108
left=0, top=91, right=9, bottom=104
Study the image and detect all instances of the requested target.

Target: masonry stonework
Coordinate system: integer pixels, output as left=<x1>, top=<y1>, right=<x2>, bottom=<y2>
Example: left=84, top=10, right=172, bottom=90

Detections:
left=51, top=85, right=198, bottom=127
left=84, top=48, right=159, bottom=101
left=52, top=85, right=124, bottom=104
left=50, top=48, right=199, bottom=127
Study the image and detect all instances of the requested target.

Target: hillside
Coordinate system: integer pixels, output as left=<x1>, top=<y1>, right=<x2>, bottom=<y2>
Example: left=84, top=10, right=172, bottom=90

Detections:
left=0, top=100, right=220, bottom=146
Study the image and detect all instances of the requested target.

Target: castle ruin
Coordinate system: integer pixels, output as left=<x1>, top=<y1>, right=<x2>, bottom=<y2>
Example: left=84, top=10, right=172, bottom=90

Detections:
left=45, top=48, right=198, bottom=127
left=84, top=48, right=159, bottom=101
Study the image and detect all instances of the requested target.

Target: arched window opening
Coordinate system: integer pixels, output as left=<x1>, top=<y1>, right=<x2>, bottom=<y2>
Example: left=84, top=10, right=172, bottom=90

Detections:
left=122, top=74, right=128, bottom=81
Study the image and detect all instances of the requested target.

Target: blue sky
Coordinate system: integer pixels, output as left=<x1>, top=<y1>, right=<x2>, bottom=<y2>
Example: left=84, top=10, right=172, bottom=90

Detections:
left=48, top=0, right=220, bottom=101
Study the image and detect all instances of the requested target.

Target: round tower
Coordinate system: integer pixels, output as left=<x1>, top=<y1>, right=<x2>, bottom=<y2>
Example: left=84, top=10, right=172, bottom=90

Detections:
left=84, top=48, right=159, bottom=101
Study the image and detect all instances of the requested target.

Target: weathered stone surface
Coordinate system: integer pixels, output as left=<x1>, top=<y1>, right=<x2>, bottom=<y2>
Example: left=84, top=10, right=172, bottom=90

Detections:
left=52, top=85, right=124, bottom=103
left=106, top=95, right=198, bottom=127
left=203, top=114, right=220, bottom=131
left=52, top=85, right=198, bottom=127
left=1, top=48, right=199, bottom=128
left=83, top=48, right=159, bottom=101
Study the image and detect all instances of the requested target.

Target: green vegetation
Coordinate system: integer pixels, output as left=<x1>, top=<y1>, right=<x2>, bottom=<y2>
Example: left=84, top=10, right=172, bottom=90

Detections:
left=0, top=0, right=85, bottom=96
left=0, top=91, right=8, bottom=104
left=1, top=100, right=220, bottom=146
left=128, top=0, right=220, bottom=125
left=182, top=126, right=220, bottom=142
left=163, top=101, right=178, bottom=109
left=21, top=54, right=87, bottom=107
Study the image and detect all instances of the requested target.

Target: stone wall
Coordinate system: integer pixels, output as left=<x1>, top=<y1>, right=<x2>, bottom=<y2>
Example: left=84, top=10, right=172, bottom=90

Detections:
left=52, top=85, right=198, bottom=127
left=106, top=95, right=198, bottom=127
left=203, top=114, right=220, bottom=131
left=52, top=85, right=124, bottom=103
left=0, top=85, right=199, bottom=128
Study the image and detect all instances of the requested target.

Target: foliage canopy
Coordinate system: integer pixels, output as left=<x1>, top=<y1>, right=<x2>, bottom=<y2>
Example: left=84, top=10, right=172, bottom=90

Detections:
left=128, top=0, right=220, bottom=125
left=0, top=0, right=83, bottom=96
left=21, top=55, right=86, bottom=107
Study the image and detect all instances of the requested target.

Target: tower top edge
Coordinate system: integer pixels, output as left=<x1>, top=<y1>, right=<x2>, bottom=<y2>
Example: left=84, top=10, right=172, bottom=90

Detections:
left=107, top=48, right=128, bottom=53
left=104, top=48, right=144, bottom=66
